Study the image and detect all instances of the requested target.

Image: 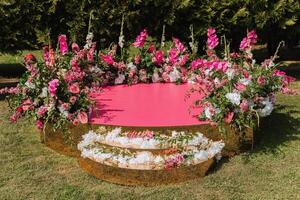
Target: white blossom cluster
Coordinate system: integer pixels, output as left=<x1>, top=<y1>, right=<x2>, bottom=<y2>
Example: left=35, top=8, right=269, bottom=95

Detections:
left=78, top=129, right=225, bottom=170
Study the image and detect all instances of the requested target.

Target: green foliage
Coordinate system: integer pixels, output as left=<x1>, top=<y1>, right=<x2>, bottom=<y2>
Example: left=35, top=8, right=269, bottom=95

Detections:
left=0, top=0, right=300, bottom=53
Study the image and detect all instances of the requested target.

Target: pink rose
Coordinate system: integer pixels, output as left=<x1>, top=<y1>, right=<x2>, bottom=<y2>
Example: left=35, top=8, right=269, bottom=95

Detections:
left=61, top=103, right=69, bottom=110
left=71, top=43, right=80, bottom=53
left=69, top=96, right=77, bottom=104
left=224, top=112, right=234, bottom=124
left=37, top=106, right=48, bottom=117
left=22, top=99, right=32, bottom=111
left=72, top=118, right=80, bottom=126
left=36, top=120, right=44, bottom=130
left=68, top=83, right=80, bottom=94
left=77, top=111, right=88, bottom=124
left=235, top=82, right=247, bottom=91
left=147, top=43, right=155, bottom=53
left=48, top=79, right=59, bottom=97
left=134, top=55, right=141, bottom=65
left=240, top=99, right=249, bottom=112
left=257, top=76, right=266, bottom=86
left=100, top=54, right=114, bottom=65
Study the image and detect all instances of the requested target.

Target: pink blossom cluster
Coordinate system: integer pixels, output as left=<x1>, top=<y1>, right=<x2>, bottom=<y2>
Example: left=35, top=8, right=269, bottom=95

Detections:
left=48, top=79, right=59, bottom=97
left=58, top=34, right=68, bottom=55
left=132, top=29, right=148, bottom=48
left=126, top=130, right=154, bottom=139
left=239, top=30, right=258, bottom=50
left=207, top=28, right=219, bottom=50
left=164, top=154, right=185, bottom=169
left=0, top=87, right=19, bottom=95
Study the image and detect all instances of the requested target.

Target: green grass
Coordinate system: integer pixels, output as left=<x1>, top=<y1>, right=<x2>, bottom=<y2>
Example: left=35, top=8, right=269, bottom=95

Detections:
left=0, top=52, right=299, bottom=199
left=0, top=50, right=42, bottom=78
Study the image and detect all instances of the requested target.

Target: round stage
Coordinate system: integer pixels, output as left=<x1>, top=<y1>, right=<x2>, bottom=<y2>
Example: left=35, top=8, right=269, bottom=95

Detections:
left=89, top=83, right=207, bottom=127
left=42, top=83, right=253, bottom=186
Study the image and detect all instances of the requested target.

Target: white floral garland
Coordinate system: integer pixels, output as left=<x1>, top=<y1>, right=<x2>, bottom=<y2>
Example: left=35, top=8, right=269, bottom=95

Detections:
left=79, top=128, right=214, bottom=149
left=78, top=128, right=225, bottom=170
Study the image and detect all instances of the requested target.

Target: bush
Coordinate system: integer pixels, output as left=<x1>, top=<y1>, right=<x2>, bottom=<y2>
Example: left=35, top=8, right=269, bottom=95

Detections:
left=0, top=0, right=299, bottom=53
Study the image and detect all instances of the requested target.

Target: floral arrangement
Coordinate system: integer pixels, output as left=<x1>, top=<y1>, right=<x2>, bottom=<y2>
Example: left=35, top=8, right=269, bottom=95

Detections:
left=85, top=127, right=213, bottom=149
left=188, top=28, right=297, bottom=131
left=2, top=34, right=103, bottom=131
left=99, top=29, right=190, bottom=85
left=78, top=129, right=224, bottom=170
left=1, top=26, right=296, bottom=134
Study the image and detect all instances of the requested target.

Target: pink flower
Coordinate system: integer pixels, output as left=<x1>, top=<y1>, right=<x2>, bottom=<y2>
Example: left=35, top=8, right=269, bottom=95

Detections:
left=36, top=120, right=44, bottom=130
left=43, top=46, right=51, bottom=66
left=257, top=76, right=266, bottom=86
left=224, top=112, right=234, bottom=124
left=58, top=34, right=68, bottom=55
left=152, top=50, right=164, bottom=65
left=68, top=83, right=80, bottom=94
left=134, top=55, right=141, bottom=65
left=37, top=106, right=48, bottom=117
left=71, top=43, right=80, bottom=53
left=72, top=118, right=80, bottom=126
left=240, top=99, right=249, bottom=112
left=235, top=82, right=247, bottom=91
left=190, top=59, right=204, bottom=70
left=21, top=99, right=32, bottom=111
left=164, top=154, right=185, bottom=169
left=69, top=96, right=77, bottom=104
left=162, top=72, right=170, bottom=82
left=61, top=103, right=69, bottom=110
left=240, top=30, right=257, bottom=50
left=100, top=54, right=114, bottom=65
left=273, top=69, right=286, bottom=77
left=168, top=48, right=179, bottom=64
left=133, top=29, right=148, bottom=48
left=87, top=42, right=96, bottom=62
left=207, top=28, right=219, bottom=50
left=77, top=111, right=88, bottom=124
left=48, top=79, right=59, bottom=97
left=49, top=49, right=55, bottom=67
left=147, top=43, right=155, bottom=53
left=139, top=69, right=148, bottom=82
left=179, top=54, right=188, bottom=66
left=173, top=38, right=186, bottom=52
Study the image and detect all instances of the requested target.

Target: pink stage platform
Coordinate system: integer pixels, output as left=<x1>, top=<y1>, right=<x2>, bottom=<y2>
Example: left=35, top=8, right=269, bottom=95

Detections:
left=89, top=83, right=207, bottom=127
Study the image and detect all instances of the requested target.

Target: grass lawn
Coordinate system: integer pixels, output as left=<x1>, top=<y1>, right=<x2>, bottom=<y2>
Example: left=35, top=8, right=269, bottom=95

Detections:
left=0, top=52, right=299, bottom=199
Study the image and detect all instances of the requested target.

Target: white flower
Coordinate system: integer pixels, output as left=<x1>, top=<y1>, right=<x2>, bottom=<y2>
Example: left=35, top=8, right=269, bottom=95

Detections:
left=226, top=68, right=235, bottom=80
left=115, top=73, right=125, bottom=84
left=258, top=97, right=274, bottom=117
left=127, top=62, right=137, bottom=71
left=225, top=92, right=241, bottom=105
left=239, top=77, right=252, bottom=86
left=152, top=72, right=160, bottom=83
left=204, top=107, right=214, bottom=119
left=118, top=35, right=124, bottom=48
left=39, top=87, right=48, bottom=98
left=25, top=81, right=35, bottom=89
left=168, top=68, right=181, bottom=82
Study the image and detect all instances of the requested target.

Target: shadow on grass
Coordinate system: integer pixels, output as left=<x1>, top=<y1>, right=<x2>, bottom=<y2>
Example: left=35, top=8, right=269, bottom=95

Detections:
left=240, top=105, right=300, bottom=164
left=207, top=104, right=300, bottom=172
left=0, top=63, right=25, bottom=77
left=257, top=106, right=299, bottom=150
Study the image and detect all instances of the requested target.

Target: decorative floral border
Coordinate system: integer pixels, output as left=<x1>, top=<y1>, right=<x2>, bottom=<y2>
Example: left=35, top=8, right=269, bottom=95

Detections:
left=78, top=128, right=224, bottom=170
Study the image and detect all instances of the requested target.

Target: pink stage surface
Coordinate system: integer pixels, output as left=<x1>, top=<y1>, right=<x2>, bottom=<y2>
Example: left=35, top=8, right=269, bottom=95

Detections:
left=89, top=83, right=207, bottom=127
